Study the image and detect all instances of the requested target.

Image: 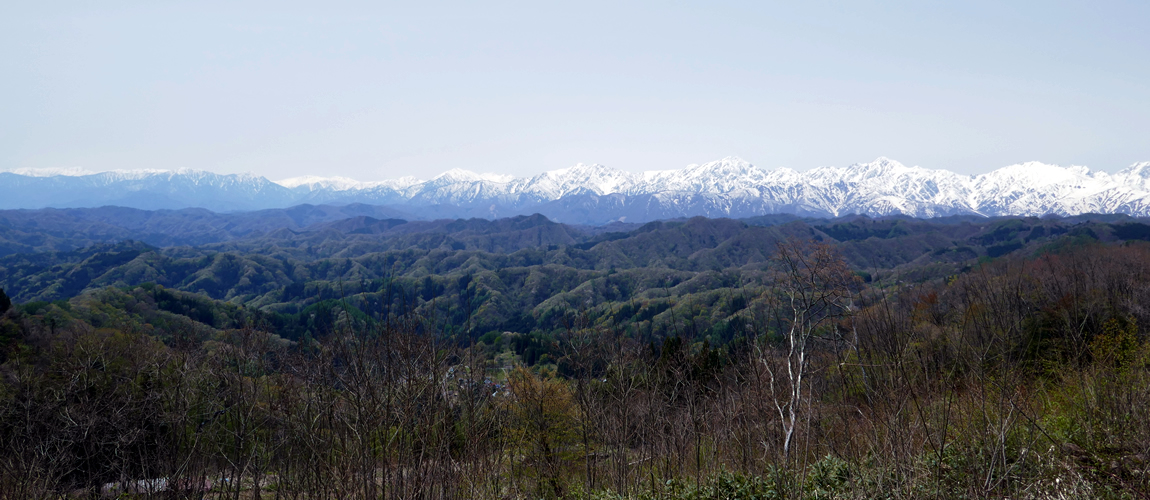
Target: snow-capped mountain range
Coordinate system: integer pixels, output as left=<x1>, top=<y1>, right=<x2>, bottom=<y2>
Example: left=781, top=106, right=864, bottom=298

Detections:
left=3, top=157, right=1150, bottom=224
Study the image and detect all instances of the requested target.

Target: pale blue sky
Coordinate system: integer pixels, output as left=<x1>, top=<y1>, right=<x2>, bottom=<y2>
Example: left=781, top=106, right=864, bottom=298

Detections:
left=3, top=1, right=1148, bottom=179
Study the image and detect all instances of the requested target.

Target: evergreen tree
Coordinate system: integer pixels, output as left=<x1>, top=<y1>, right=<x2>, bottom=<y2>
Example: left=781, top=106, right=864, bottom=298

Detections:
left=0, top=287, right=10, bottom=314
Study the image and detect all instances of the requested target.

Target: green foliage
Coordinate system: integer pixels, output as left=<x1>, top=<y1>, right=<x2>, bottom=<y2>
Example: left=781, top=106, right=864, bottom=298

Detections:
left=806, top=455, right=850, bottom=499
left=587, top=471, right=781, bottom=500
left=1090, top=316, right=1142, bottom=369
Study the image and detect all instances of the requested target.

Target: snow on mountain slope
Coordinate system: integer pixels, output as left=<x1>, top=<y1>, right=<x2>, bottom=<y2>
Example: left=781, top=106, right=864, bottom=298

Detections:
left=639, top=157, right=774, bottom=195
left=0, top=169, right=298, bottom=211
left=5, top=167, right=100, bottom=177
left=1115, top=162, right=1150, bottom=191
left=430, top=168, right=515, bottom=184
left=5, top=159, right=1150, bottom=222
left=520, top=163, right=638, bottom=198
left=277, top=175, right=371, bottom=191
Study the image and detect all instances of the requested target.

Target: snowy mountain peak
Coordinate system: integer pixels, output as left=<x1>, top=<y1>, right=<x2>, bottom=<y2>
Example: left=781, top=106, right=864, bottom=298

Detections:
left=859, top=156, right=906, bottom=169
left=713, top=155, right=754, bottom=167
left=3, top=167, right=99, bottom=177
left=982, top=162, right=1088, bottom=186
left=836, top=157, right=917, bottom=180
left=637, top=157, right=770, bottom=194
left=277, top=176, right=367, bottom=191
left=547, top=162, right=610, bottom=174
left=525, top=163, right=634, bottom=197
left=432, top=169, right=514, bottom=184
left=1119, top=161, right=1150, bottom=178
left=684, top=156, right=756, bottom=173
left=6, top=157, right=1150, bottom=221
left=379, top=176, right=423, bottom=189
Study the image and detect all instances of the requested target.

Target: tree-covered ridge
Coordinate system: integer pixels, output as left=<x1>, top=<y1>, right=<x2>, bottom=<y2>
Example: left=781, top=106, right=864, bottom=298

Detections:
left=0, top=204, right=418, bottom=254
left=3, top=214, right=1150, bottom=349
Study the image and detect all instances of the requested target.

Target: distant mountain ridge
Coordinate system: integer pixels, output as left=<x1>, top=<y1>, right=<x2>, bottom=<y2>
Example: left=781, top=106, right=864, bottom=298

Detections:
left=4, top=157, right=1150, bottom=223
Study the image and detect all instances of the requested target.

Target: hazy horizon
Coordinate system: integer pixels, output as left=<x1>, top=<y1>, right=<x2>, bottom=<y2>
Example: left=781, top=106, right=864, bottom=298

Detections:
left=4, top=155, right=1150, bottom=184
left=4, top=1, right=1149, bottom=180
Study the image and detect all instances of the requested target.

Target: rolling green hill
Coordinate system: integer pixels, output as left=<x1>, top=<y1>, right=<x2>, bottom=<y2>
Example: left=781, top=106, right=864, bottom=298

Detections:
left=4, top=211, right=1150, bottom=351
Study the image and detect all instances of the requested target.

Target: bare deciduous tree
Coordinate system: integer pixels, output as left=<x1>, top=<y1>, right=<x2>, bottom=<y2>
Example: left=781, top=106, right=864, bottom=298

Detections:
left=763, top=239, right=859, bottom=459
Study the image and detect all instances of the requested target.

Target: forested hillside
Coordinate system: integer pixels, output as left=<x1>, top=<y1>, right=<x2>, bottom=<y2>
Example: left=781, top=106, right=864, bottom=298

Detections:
left=1, top=211, right=1148, bottom=498
left=3, top=212, right=1149, bottom=346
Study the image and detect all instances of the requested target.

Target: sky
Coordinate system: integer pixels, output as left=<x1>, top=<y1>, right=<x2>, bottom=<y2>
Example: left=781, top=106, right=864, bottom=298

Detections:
left=2, top=1, right=1149, bottom=180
